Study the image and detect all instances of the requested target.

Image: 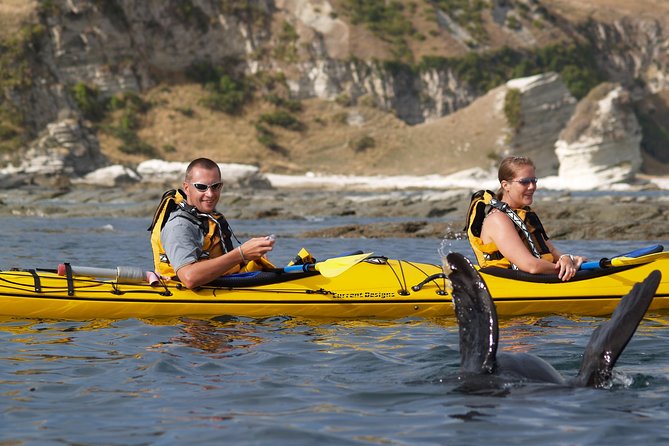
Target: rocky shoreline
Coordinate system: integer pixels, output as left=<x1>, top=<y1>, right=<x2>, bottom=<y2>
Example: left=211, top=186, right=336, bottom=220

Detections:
left=1, top=182, right=667, bottom=241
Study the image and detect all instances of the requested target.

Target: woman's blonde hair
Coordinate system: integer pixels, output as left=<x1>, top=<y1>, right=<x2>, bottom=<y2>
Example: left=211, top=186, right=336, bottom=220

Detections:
left=496, top=156, right=535, bottom=199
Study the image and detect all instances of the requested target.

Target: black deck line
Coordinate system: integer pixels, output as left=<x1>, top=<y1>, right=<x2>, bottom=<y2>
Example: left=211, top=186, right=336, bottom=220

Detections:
left=1, top=291, right=669, bottom=305
left=0, top=291, right=452, bottom=304
left=491, top=293, right=669, bottom=301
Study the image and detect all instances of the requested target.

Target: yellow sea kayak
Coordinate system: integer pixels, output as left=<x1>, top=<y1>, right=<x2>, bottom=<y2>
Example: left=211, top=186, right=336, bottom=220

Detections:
left=0, top=256, right=451, bottom=320
left=0, top=253, right=667, bottom=320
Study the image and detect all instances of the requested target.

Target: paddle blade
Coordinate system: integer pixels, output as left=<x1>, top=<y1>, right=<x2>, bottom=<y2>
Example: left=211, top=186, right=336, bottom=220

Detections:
left=580, top=245, right=665, bottom=270
left=314, top=252, right=373, bottom=278
left=609, top=252, right=669, bottom=267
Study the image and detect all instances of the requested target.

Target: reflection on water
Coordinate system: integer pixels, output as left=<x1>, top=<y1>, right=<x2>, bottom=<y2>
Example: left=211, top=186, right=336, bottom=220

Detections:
left=164, top=318, right=264, bottom=357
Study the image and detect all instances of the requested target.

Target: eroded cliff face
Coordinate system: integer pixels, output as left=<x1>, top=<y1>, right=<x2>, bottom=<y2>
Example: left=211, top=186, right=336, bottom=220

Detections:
left=505, top=73, right=577, bottom=177
left=29, top=1, right=274, bottom=127
left=2, top=0, right=669, bottom=181
left=588, top=17, right=669, bottom=94
left=33, top=1, right=481, bottom=125
left=555, top=83, right=642, bottom=188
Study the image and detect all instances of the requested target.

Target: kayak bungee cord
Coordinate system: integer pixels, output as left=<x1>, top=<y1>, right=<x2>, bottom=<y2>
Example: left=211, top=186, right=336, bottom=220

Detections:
left=401, top=261, right=449, bottom=295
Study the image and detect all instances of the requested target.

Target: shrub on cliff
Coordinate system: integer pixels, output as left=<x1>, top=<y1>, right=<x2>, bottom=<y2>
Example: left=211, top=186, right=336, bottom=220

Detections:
left=71, top=82, right=108, bottom=122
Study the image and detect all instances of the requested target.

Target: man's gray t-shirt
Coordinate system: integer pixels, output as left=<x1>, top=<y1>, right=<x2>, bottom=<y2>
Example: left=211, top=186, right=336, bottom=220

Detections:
left=160, top=208, right=205, bottom=273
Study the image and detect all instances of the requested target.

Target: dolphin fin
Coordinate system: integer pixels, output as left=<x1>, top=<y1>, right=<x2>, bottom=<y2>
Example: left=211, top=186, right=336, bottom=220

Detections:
left=446, top=252, right=498, bottom=374
left=572, top=270, right=661, bottom=387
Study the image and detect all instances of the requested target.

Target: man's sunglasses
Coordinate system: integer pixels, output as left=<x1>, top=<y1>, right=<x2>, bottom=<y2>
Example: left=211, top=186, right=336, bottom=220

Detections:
left=191, top=182, right=223, bottom=192
left=512, top=177, right=538, bottom=186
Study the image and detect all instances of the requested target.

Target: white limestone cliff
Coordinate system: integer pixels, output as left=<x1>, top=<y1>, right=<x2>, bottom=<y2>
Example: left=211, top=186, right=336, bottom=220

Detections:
left=505, top=72, right=577, bottom=176
left=554, top=83, right=642, bottom=189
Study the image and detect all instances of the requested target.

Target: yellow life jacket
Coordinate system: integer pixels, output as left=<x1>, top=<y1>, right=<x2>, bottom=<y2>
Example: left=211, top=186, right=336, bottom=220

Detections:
left=148, top=189, right=238, bottom=278
left=464, top=189, right=553, bottom=268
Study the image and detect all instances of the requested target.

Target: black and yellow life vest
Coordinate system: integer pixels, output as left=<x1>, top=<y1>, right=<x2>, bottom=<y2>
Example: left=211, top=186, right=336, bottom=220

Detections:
left=148, top=189, right=236, bottom=278
left=464, top=189, right=553, bottom=268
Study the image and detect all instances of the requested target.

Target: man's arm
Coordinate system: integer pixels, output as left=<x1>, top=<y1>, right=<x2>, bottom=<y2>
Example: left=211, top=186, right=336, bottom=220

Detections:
left=176, top=237, right=275, bottom=288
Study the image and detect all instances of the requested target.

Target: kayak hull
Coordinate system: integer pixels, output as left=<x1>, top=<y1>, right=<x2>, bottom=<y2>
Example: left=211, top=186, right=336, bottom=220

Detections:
left=1, top=256, right=668, bottom=320
left=0, top=258, right=451, bottom=320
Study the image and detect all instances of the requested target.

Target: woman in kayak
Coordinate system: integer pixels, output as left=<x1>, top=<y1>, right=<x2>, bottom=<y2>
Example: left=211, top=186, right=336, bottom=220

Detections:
left=466, top=156, right=586, bottom=281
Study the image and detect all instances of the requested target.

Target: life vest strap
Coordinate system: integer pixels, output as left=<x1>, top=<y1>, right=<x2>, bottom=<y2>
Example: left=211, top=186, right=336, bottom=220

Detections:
left=488, top=198, right=541, bottom=259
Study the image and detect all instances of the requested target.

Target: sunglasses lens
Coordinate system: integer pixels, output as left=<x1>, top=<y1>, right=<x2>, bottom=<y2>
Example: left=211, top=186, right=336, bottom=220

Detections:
left=519, top=178, right=537, bottom=185
left=192, top=182, right=223, bottom=192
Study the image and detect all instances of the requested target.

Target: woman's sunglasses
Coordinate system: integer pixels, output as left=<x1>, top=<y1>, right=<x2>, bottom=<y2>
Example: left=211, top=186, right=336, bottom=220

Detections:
left=512, top=177, right=538, bottom=186
left=191, top=182, right=223, bottom=192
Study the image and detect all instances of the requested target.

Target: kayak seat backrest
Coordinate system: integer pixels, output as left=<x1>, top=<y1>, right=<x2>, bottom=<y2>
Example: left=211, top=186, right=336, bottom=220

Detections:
left=479, top=264, right=637, bottom=283
left=205, top=270, right=319, bottom=288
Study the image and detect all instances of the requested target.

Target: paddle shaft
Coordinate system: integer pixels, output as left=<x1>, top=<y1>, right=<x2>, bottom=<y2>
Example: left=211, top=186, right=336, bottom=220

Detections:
left=58, top=264, right=147, bottom=282
left=283, top=264, right=316, bottom=273
left=282, top=252, right=373, bottom=277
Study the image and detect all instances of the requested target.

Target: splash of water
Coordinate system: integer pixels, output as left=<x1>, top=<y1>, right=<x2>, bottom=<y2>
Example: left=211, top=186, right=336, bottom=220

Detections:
left=438, top=237, right=454, bottom=275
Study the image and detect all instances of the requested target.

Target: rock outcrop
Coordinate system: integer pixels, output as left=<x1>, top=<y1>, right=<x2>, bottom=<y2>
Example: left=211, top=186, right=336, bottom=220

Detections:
left=505, top=73, right=577, bottom=176
left=73, top=165, right=141, bottom=187
left=588, top=17, right=669, bottom=94
left=555, top=83, right=642, bottom=188
left=2, top=117, right=106, bottom=176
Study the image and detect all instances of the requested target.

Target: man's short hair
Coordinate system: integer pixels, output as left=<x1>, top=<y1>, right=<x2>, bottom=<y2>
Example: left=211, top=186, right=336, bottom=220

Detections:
left=185, top=158, right=221, bottom=181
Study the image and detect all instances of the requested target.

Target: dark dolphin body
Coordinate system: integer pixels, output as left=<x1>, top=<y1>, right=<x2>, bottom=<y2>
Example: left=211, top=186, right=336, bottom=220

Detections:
left=445, top=252, right=661, bottom=388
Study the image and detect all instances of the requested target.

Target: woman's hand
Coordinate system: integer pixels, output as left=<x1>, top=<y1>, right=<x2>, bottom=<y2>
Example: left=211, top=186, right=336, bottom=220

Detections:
left=555, top=254, right=586, bottom=281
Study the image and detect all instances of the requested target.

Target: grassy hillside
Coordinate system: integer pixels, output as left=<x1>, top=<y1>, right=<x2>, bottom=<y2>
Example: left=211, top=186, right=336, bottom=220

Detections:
left=1, top=0, right=668, bottom=177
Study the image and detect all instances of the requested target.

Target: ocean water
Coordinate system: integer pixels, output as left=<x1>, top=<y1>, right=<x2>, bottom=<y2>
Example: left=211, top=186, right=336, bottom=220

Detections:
left=1, top=217, right=668, bottom=445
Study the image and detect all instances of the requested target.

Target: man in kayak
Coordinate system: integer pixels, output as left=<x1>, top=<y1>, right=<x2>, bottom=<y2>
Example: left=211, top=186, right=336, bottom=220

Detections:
left=149, top=158, right=275, bottom=288
left=465, top=156, right=586, bottom=281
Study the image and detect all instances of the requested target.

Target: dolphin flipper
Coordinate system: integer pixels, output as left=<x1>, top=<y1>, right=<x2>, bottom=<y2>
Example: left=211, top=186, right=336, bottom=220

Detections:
left=572, top=270, right=661, bottom=387
left=446, top=252, right=498, bottom=374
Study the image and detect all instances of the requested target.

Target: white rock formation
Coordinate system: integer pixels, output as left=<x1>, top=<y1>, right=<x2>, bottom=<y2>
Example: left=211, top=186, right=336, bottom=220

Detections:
left=505, top=72, right=577, bottom=176
left=554, top=83, right=642, bottom=189
left=74, top=165, right=141, bottom=187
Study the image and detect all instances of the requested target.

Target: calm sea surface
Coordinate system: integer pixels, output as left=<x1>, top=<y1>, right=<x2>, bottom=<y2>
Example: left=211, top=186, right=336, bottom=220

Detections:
left=1, top=216, right=668, bottom=445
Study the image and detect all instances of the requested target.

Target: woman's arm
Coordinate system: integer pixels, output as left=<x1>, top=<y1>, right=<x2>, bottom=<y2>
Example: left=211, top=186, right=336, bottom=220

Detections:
left=481, top=212, right=578, bottom=280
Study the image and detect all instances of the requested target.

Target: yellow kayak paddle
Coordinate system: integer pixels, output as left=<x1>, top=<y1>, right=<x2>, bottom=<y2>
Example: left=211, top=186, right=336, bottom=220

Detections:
left=283, top=252, right=374, bottom=278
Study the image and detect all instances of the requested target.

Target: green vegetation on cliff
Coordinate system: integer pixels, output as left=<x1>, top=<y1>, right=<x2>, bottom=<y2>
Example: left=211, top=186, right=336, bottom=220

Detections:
left=343, top=0, right=491, bottom=58
left=504, top=88, right=522, bottom=133
left=430, top=0, right=488, bottom=43
left=419, top=43, right=602, bottom=99
left=343, top=0, right=417, bottom=61
left=71, top=83, right=157, bottom=156
left=0, top=23, right=45, bottom=154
